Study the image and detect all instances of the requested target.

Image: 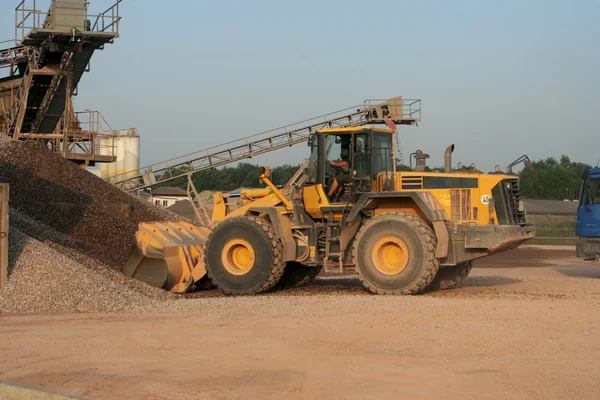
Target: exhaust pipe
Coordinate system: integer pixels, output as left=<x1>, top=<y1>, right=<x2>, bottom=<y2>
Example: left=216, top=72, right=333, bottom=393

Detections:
left=444, top=144, right=455, bottom=173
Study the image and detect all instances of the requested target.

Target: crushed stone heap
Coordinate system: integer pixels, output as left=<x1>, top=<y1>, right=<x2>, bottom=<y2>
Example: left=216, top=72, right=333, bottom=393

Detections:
left=0, top=139, right=184, bottom=313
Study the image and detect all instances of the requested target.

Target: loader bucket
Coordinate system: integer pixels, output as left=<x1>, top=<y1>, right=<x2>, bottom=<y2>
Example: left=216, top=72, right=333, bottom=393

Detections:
left=123, top=221, right=212, bottom=293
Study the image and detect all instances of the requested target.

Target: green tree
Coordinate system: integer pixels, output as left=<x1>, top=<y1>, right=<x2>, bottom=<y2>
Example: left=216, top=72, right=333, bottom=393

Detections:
left=519, top=155, right=590, bottom=200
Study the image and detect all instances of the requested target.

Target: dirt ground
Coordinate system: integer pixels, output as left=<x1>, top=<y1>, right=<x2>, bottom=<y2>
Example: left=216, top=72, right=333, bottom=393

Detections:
left=1, top=247, right=599, bottom=400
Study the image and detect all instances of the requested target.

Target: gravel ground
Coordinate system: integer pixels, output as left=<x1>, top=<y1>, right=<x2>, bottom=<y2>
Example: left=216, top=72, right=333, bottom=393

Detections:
left=0, top=228, right=169, bottom=313
left=0, top=140, right=183, bottom=313
left=0, top=263, right=598, bottom=399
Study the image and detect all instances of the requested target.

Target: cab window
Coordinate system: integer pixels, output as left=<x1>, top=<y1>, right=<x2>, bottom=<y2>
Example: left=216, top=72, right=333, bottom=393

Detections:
left=324, top=134, right=350, bottom=178
left=353, top=134, right=371, bottom=179
left=587, top=177, right=600, bottom=205
left=372, top=132, right=394, bottom=175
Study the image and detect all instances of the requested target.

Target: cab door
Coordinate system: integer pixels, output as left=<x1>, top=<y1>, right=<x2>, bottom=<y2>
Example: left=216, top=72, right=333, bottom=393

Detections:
left=302, top=134, right=331, bottom=218
left=577, top=173, right=600, bottom=238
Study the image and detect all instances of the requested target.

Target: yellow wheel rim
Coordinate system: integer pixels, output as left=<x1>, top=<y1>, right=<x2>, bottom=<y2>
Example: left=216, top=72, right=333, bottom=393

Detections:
left=221, top=239, right=256, bottom=276
left=371, top=235, right=410, bottom=275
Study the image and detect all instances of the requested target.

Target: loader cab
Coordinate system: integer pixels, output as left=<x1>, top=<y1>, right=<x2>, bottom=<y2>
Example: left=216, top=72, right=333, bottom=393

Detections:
left=303, top=127, right=395, bottom=214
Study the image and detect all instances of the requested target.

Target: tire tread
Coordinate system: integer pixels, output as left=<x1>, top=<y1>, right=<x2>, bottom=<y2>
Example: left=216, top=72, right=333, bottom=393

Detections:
left=204, top=215, right=285, bottom=295
left=352, top=211, right=439, bottom=295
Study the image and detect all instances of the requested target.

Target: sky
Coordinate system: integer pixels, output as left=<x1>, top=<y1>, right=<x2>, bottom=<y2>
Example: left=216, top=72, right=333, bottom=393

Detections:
left=1, top=0, right=599, bottom=172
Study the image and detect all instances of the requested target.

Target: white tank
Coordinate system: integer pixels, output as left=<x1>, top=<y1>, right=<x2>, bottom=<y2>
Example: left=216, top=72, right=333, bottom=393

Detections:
left=115, top=136, right=126, bottom=176
left=99, top=129, right=140, bottom=180
left=122, top=130, right=140, bottom=178
left=99, top=133, right=114, bottom=179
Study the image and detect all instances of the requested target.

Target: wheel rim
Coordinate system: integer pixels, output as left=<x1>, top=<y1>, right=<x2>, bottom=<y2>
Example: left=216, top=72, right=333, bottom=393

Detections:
left=371, top=235, right=409, bottom=275
left=221, top=239, right=256, bottom=275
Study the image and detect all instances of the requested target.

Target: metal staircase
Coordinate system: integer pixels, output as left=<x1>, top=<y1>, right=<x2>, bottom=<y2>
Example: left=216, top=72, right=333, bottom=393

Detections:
left=111, top=97, right=421, bottom=192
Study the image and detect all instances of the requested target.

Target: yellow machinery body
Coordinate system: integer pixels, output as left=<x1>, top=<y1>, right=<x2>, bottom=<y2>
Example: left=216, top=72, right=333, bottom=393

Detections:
left=124, top=123, right=535, bottom=294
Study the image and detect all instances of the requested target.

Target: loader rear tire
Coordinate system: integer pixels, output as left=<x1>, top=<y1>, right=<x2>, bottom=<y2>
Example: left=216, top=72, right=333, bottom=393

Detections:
left=204, top=216, right=285, bottom=295
left=276, top=262, right=322, bottom=289
left=428, top=262, right=473, bottom=291
left=353, top=212, right=439, bottom=295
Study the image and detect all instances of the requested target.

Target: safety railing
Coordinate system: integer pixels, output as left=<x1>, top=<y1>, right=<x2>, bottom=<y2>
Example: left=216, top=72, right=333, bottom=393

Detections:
left=75, top=110, right=116, bottom=135
left=91, top=0, right=122, bottom=35
left=15, top=0, right=122, bottom=44
left=362, top=98, right=421, bottom=121
left=66, top=132, right=115, bottom=160
left=0, top=46, right=30, bottom=69
left=45, top=109, right=117, bottom=161
left=70, top=110, right=117, bottom=159
left=14, top=0, right=47, bottom=44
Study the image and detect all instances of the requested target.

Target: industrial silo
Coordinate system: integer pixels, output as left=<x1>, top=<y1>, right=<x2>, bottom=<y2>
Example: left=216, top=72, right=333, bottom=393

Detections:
left=122, top=129, right=140, bottom=178
left=99, top=129, right=139, bottom=180
left=99, top=133, right=115, bottom=179
left=115, top=134, right=127, bottom=176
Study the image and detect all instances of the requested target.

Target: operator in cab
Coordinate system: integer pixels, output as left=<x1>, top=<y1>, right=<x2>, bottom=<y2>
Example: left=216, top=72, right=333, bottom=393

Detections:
left=327, top=156, right=351, bottom=201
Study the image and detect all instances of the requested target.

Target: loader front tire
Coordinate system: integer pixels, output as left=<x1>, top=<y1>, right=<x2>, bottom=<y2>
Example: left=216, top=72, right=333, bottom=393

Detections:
left=204, top=216, right=285, bottom=295
left=428, top=262, right=473, bottom=291
left=353, top=212, right=439, bottom=295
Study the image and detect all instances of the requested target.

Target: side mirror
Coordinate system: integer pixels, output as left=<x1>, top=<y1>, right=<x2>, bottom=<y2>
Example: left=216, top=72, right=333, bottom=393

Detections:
left=488, top=198, right=496, bottom=212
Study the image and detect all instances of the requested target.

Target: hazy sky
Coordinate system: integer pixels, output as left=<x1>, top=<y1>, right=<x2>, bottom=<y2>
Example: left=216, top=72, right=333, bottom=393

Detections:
left=1, top=0, right=599, bottom=172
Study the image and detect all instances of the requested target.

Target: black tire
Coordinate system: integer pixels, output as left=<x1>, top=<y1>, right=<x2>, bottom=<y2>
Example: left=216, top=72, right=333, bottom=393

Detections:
left=204, top=216, right=285, bottom=295
left=428, top=262, right=473, bottom=291
left=276, top=262, right=322, bottom=289
left=352, top=211, right=439, bottom=295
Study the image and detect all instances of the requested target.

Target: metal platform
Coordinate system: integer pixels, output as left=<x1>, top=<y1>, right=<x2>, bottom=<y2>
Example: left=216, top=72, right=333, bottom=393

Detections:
left=15, top=0, right=121, bottom=45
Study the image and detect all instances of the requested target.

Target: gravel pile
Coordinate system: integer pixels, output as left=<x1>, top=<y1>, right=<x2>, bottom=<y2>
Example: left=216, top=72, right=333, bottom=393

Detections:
left=0, top=140, right=184, bottom=313
left=0, top=140, right=181, bottom=268
left=0, top=228, right=168, bottom=313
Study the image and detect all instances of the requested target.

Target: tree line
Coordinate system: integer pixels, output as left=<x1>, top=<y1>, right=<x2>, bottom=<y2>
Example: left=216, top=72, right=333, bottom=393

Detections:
left=156, top=155, right=592, bottom=201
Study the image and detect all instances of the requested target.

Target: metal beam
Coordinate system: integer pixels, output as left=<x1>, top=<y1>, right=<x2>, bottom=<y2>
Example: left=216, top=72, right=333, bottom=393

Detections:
left=110, top=97, right=421, bottom=192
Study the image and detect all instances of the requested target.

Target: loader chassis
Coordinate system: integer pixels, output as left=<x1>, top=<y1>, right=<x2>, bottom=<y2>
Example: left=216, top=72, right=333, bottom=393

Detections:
left=126, top=126, right=535, bottom=295
left=200, top=126, right=534, bottom=294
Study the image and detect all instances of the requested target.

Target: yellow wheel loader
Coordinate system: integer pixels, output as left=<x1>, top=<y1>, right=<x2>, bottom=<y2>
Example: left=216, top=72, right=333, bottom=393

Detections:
left=125, top=125, right=535, bottom=295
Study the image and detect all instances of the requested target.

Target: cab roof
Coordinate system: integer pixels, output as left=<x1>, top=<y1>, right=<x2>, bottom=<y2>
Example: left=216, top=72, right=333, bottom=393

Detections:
left=315, top=126, right=394, bottom=135
left=584, top=167, right=600, bottom=177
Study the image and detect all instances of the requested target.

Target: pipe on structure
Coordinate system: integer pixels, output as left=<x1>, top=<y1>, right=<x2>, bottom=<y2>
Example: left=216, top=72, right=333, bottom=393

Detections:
left=444, top=144, right=455, bottom=173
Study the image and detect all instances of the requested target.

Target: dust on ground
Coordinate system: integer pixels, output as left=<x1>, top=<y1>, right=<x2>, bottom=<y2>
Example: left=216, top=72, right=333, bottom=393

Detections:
left=1, top=248, right=599, bottom=400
